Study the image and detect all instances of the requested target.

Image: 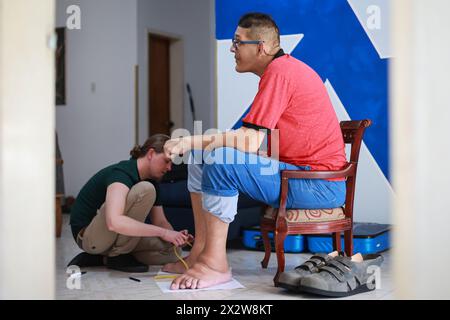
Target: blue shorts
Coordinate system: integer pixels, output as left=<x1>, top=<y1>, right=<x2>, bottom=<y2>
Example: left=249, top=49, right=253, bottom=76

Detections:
left=187, top=148, right=346, bottom=223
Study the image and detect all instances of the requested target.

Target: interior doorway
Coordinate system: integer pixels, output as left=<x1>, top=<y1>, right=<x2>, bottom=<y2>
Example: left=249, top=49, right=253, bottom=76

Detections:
left=148, top=33, right=184, bottom=136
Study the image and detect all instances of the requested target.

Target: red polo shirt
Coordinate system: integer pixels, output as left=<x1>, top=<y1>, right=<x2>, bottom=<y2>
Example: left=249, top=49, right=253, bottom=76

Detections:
left=242, top=54, right=346, bottom=175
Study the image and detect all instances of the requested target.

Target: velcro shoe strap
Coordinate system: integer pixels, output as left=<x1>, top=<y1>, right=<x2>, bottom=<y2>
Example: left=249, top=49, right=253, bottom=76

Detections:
left=333, top=256, right=354, bottom=269
left=297, top=261, right=316, bottom=272
left=326, top=259, right=352, bottom=275
left=319, top=265, right=346, bottom=282
left=297, top=254, right=330, bottom=271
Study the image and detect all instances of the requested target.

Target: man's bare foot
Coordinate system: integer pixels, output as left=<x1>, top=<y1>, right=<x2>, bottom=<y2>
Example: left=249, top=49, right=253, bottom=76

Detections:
left=162, top=255, right=195, bottom=274
left=170, top=262, right=232, bottom=290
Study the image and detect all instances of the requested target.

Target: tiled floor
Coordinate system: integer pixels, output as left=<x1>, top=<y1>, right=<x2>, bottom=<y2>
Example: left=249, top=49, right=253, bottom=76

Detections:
left=56, top=214, right=395, bottom=300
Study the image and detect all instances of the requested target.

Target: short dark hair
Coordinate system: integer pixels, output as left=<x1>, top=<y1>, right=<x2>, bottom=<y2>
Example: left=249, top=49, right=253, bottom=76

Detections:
left=130, top=134, right=170, bottom=159
left=238, top=13, right=280, bottom=45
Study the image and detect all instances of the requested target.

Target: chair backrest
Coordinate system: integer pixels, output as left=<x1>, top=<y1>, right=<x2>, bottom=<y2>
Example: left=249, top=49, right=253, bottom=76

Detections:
left=340, top=120, right=372, bottom=164
left=339, top=119, right=371, bottom=217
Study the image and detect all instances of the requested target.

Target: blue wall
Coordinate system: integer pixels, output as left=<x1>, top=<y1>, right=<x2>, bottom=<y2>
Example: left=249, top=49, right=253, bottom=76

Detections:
left=216, top=0, right=390, bottom=181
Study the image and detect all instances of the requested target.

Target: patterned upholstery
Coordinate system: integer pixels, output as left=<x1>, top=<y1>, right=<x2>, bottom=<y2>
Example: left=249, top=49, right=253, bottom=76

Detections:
left=264, top=206, right=345, bottom=223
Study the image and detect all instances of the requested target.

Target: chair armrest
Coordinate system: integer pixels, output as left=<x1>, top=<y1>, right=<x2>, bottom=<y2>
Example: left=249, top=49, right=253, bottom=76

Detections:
left=281, top=162, right=356, bottom=180
left=277, top=163, right=356, bottom=216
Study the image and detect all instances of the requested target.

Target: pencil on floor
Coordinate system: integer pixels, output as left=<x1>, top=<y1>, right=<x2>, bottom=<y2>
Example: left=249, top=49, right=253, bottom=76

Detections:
left=129, top=277, right=141, bottom=282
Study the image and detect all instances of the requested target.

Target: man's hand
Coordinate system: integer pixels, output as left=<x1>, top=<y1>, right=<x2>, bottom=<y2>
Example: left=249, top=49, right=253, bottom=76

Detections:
left=180, top=230, right=195, bottom=247
left=160, top=229, right=191, bottom=247
left=164, top=137, right=192, bottom=160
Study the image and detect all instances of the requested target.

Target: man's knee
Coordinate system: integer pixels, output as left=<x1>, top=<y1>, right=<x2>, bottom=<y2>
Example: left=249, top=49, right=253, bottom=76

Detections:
left=204, top=147, right=238, bottom=165
left=131, top=181, right=156, bottom=195
left=128, top=181, right=156, bottom=201
left=202, top=159, right=231, bottom=190
left=202, top=147, right=245, bottom=179
left=125, top=181, right=156, bottom=214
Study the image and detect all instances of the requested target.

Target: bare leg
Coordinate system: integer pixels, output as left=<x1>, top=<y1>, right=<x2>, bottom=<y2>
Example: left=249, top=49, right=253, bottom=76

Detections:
left=162, top=192, right=207, bottom=273
left=170, top=211, right=232, bottom=290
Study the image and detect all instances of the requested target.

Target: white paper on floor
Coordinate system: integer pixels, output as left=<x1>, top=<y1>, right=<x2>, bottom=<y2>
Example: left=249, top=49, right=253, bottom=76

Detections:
left=154, top=271, right=245, bottom=293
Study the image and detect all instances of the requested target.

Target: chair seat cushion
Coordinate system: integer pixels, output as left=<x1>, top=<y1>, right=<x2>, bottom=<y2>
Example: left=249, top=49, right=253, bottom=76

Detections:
left=264, top=207, right=345, bottom=223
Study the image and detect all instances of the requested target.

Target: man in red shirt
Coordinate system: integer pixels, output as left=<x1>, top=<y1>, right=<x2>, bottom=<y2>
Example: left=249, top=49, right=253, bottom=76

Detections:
left=164, top=13, right=346, bottom=290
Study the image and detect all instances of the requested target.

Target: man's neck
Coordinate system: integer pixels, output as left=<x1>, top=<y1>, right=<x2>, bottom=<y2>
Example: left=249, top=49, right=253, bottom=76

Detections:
left=254, top=48, right=285, bottom=77
left=136, top=157, right=150, bottom=180
left=254, top=57, right=274, bottom=77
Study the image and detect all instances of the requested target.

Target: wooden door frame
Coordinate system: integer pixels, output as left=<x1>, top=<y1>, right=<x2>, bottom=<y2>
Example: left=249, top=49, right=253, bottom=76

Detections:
left=147, top=30, right=184, bottom=136
left=149, top=33, right=171, bottom=136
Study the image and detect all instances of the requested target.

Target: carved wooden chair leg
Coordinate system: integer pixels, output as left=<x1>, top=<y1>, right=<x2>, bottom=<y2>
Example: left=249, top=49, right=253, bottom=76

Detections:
left=260, top=227, right=272, bottom=269
left=344, top=229, right=353, bottom=257
left=333, top=232, right=342, bottom=252
left=273, top=230, right=287, bottom=286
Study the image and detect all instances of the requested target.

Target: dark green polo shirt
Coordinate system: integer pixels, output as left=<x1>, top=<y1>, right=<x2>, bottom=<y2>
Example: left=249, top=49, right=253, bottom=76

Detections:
left=70, top=158, right=161, bottom=240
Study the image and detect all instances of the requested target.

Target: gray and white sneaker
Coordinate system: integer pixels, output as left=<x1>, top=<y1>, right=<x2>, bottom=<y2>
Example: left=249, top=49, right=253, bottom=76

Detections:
left=298, top=254, right=384, bottom=297
left=278, top=252, right=341, bottom=292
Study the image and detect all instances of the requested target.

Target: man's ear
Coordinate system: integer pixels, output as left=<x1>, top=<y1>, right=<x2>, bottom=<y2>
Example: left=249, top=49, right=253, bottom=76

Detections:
left=146, top=148, right=155, bottom=160
left=257, top=42, right=265, bottom=56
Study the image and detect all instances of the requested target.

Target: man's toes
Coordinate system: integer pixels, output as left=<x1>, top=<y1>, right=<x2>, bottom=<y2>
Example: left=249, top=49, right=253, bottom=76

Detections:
left=179, top=276, right=189, bottom=289
left=185, top=277, right=193, bottom=289
left=170, top=275, right=184, bottom=290
left=191, top=278, right=199, bottom=289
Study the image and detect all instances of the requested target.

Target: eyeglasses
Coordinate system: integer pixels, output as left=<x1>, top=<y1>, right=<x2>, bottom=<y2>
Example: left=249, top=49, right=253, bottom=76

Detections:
left=231, top=38, right=264, bottom=49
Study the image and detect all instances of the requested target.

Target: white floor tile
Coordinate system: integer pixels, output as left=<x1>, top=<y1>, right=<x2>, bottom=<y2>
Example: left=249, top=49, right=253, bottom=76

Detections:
left=57, top=215, right=394, bottom=300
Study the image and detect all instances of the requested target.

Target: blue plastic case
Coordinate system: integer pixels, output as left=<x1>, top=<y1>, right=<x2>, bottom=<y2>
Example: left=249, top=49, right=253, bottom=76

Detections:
left=242, top=226, right=306, bottom=253
left=306, top=222, right=391, bottom=254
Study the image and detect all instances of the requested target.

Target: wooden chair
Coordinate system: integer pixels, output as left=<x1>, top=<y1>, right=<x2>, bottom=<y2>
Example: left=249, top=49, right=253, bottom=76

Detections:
left=260, top=119, right=371, bottom=286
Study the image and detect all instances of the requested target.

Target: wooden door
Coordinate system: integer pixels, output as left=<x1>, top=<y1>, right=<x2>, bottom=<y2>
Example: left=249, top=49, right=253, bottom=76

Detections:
left=149, top=34, right=172, bottom=135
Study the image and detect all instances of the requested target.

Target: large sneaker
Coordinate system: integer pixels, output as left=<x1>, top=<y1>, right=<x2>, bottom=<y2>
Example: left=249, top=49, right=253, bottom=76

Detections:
left=106, top=254, right=149, bottom=273
left=67, top=252, right=104, bottom=268
left=298, top=254, right=384, bottom=297
left=278, top=252, right=344, bottom=292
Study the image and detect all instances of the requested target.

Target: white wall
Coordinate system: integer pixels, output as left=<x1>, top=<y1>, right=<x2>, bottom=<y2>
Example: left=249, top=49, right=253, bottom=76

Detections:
left=55, top=0, right=138, bottom=197
left=137, top=0, right=216, bottom=140
left=391, top=0, right=450, bottom=299
left=0, top=0, right=55, bottom=299
left=56, top=0, right=216, bottom=197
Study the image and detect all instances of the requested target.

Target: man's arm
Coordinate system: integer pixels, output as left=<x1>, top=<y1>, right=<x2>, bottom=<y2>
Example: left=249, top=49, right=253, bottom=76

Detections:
left=166, top=127, right=266, bottom=156
left=149, top=205, right=194, bottom=244
left=104, top=183, right=188, bottom=246
left=148, top=205, right=173, bottom=230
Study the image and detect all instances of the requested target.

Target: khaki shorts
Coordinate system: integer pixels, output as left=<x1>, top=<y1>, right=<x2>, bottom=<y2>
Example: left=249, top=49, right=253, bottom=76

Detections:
left=76, top=181, right=180, bottom=265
